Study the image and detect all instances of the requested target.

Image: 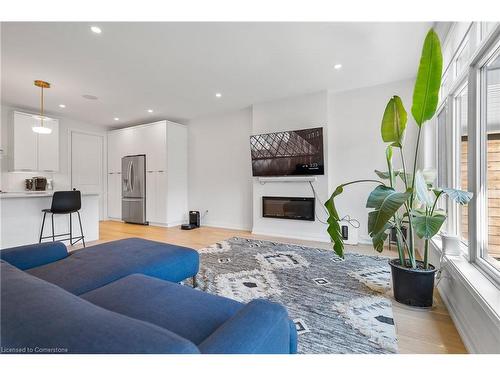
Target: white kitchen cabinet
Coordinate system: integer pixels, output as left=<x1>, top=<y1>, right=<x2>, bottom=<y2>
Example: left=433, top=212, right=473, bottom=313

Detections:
left=145, top=170, right=156, bottom=223
left=107, top=120, right=187, bottom=226
left=145, top=170, right=167, bottom=224
left=107, top=132, right=121, bottom=173
left=155, top=170, right=168, bottom=224
left=12, top=111, right=59, bottom=172
left=142, top=123, right=167, bottom=172
left=37, top=119, right=59, bottom=172
left=13, top=112, right=38, bottom=171
left=107, top=172, right=122, bottom=219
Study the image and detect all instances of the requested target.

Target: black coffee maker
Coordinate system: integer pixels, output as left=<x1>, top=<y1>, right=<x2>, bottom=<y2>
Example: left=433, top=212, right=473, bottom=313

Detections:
left=181, top=211, right=200, bottom=230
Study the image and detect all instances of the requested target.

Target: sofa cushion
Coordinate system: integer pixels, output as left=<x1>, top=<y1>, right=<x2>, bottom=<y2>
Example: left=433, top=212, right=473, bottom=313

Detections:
left=26, top=238, right=199, bottom=295
left=0, top=242, right=68, bottom=270
left=81, top=273, right=243, bottom=345
left=0, top=261, right=200, bottom=354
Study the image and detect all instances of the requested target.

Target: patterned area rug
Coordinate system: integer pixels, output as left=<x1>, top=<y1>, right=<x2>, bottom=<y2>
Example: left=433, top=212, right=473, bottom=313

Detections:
left=190, top=237, right=398, bottom=354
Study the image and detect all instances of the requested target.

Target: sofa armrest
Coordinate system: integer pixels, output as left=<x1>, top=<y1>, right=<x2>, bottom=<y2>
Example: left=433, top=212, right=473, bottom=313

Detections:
left=0, top=242, right=68, bottom=270
left=198, top=299, right=297, bottom=354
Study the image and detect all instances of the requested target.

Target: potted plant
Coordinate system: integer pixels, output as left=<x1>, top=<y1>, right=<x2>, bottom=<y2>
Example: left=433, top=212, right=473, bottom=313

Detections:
left=324, top=28, right=472, bottom=308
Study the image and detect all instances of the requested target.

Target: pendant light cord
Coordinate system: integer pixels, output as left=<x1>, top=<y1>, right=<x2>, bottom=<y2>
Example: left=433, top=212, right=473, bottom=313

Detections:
left=40, top=86, right=44, bottom=126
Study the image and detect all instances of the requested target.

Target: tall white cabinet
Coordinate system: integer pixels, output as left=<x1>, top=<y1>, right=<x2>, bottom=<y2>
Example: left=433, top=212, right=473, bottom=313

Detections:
left=107, top=120, right=188, bottom=227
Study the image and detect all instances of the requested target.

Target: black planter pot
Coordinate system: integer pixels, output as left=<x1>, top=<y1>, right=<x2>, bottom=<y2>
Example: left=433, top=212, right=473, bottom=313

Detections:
left=389, top=259, right=437, bottom=308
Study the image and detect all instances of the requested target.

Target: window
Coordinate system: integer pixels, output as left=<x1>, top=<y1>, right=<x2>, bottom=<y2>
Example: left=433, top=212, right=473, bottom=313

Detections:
left=456, top=39, right=470, bottom=78
left=436, top=103, right=451, bottom=232
left=481, top=22, right=498, bottom=41
left=436, top=22, right=500, bottom=283
left=437, top=104, right=449, bottom=189
left=454, top=85, right=469, bottom=244
left=481, top=46, right=500, bottom=272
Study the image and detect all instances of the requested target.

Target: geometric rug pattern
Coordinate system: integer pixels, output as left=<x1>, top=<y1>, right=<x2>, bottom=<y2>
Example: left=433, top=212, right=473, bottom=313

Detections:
left=192, top=237, right=398, bottom=354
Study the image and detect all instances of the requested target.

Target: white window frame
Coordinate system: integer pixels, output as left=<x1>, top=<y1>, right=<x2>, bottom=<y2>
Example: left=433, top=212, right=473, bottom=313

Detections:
left=468, top=25, right=500, bottom=285
left=451, top=79, right=469, bottom=247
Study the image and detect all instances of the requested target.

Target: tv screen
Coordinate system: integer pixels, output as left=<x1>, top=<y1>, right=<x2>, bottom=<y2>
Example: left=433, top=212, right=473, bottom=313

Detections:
left=250, top=127, right=324, bottom=177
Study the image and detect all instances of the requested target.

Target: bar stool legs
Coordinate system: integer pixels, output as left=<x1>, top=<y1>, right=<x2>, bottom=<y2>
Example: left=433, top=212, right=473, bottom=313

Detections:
left=39, top=211, right=85, bottom=248
left=39, top=212, right=47, bottom=243
left=77, top=211, right=85, bottom=247
left=51, top=214, right=55, bottom=242
left=69, top=212, right=72, bottom=245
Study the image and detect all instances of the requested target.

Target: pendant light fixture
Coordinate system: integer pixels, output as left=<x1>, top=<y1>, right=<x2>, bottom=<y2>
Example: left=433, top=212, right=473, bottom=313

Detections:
left=32, top=80, right=52, bottom=134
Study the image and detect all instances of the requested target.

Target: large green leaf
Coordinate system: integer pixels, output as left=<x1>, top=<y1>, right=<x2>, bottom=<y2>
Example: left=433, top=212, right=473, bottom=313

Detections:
left=412, top=210, right=446, bottom=239
left=366, top=185, right=412, bottom=236
left=386, top=145, right=395, bottom=186
left=415, top=170, right=434, bottom=207
left=372, top=223, right=392, bottom=253
left=325, top=185, right=345, bottom=258
left=411, top=29, right=443, bottom=126
left=374, top=170, right=391, bottom=179
left=441, top=188, right=473, bottom=205
left=374, top=169, right=412, bottom=183
left=381, top=96, right=407, bottom=147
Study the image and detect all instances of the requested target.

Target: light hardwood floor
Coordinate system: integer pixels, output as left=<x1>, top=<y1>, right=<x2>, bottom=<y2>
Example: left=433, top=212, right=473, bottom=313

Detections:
left=89, top=220, right=467, bottom=354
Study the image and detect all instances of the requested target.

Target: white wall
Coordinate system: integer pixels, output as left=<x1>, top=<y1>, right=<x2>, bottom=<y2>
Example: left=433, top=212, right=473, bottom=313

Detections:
left=251, top=91, right=330, bottom=242
left=188, top=108, right=253, bottom=230
left=328, top=78, right=418, bottom=242
left=187, top=82, right=420, bottom=243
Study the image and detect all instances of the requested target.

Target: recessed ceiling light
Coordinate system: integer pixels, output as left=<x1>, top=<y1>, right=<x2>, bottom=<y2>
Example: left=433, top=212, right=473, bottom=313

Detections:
left=215, top=93, right=222, bottom=98
left=90, top=26, right=102, bottom=34
left=334, top=63, right=342, bottom=70
left=58, top=104, right=66, bottom=108
left=147, top=109, right=154, bottom=113
left=113, top=117, right=120, bottom=121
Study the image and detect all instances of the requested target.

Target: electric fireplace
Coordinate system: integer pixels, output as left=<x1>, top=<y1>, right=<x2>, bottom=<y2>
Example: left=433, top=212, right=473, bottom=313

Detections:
left=262, top=196, right=315, bottom=221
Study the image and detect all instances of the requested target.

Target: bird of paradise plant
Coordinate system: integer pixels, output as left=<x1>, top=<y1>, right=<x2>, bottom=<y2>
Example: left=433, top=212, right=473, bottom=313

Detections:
left=324, top=28, right=472, bottom=270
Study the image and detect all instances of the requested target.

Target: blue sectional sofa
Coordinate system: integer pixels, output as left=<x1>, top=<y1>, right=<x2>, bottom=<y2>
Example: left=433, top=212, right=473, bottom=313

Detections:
left=0, top=238, right=297, bottom=354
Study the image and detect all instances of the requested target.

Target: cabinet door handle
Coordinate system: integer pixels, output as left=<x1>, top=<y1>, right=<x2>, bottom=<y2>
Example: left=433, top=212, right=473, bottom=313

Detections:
left=147, top=171, right=154, bottom=173
left=157, top=170, right=164, bottom=173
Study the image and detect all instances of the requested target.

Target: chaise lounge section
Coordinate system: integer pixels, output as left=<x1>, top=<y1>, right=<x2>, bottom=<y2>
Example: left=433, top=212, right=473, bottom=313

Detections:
left=0, top=239, right=297, bottom=354
left=1, top=237, right=199, bottom=295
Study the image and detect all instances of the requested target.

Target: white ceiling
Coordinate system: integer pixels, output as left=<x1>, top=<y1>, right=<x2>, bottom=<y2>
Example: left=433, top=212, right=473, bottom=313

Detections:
left=1, top=22, right=431, bottom=127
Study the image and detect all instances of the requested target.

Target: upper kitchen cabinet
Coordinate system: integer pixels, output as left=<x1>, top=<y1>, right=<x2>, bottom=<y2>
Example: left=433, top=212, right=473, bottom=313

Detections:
left=142, top=122, right=167, bottom=172
left=107, top=121, right=168, bottom=172
left=37, top=118, right=59, bottom=172
left=12, top=111, right=59, bottom=172
left=12, top=112, right=38, bottom=171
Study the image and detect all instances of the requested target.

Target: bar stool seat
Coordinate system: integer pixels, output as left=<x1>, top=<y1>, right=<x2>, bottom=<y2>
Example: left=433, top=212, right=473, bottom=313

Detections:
left=39, top=190, right=85, bottom=247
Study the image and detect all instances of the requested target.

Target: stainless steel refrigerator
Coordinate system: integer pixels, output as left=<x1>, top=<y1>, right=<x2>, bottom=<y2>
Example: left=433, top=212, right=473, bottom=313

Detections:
left=121, top=154, right=147, bottom=224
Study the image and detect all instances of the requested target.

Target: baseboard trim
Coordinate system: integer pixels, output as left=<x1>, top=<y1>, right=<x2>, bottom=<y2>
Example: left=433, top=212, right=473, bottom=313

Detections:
left=438, top=282, right=478, bottom=353
left=251, top=228, right=330, bottom=244
left=430, top=240, right=500, bottom=353
left=202, top=221, right=252, bottom=231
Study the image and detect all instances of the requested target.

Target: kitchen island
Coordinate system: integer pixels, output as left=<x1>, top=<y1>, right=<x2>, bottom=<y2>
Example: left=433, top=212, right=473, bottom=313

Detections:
left=0, top=191, right=99, bottom=249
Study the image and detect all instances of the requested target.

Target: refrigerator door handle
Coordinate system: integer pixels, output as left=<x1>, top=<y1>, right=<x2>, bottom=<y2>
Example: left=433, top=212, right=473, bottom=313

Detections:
left=127, top=161, right=133, bottom=192
left=130, top=161, right=135, bottom=192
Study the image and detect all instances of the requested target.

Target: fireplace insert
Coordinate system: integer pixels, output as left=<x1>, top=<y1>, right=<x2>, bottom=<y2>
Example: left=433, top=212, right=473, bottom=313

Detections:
left=262, top=196, right=315, bottom=221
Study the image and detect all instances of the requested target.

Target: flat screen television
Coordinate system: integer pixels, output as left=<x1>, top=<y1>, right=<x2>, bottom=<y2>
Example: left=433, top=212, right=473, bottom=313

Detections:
left=250, top=127, right=324, bottom=176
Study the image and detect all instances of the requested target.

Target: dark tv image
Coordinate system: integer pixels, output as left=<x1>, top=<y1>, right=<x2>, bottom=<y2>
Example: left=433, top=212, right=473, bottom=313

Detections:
left=250, top=127, right=324, bottom=176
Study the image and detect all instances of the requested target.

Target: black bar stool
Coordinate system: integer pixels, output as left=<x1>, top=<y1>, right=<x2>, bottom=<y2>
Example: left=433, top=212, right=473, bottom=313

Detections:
left=39, top=190, right=85, bottom=247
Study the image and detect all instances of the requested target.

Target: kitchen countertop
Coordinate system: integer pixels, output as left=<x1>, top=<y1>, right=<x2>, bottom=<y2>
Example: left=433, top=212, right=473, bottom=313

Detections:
left=0, top=191, right=99, bottom=199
